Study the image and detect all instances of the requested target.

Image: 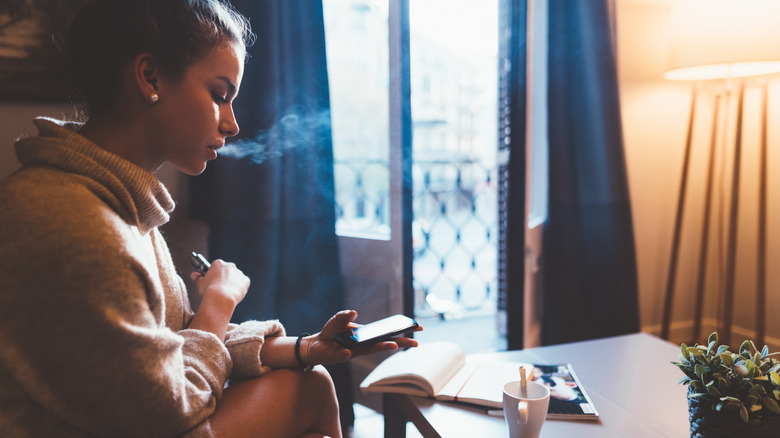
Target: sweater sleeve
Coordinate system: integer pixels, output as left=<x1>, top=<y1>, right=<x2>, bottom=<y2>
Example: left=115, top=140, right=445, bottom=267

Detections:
left=0, top=193, right=231, bottom=437
left=224, top=319, right=286, bottom=380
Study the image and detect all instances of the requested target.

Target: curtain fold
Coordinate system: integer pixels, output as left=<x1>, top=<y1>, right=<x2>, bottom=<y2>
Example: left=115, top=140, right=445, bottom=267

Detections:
left=500, top=0, right=528, bottom=350
left=191, top=0, right=343, bottom=335
left=189, top=0, right=352, bottom=425
left=541, top=0, right=639, bottom=345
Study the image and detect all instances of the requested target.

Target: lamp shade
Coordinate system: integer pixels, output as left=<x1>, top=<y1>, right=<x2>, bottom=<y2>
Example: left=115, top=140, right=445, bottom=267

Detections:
left=665, top=0, right=780, bottom=80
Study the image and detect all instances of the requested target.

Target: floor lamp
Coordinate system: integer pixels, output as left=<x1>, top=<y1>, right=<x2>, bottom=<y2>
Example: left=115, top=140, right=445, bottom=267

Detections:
left=659, top=0, right=780, bottom=347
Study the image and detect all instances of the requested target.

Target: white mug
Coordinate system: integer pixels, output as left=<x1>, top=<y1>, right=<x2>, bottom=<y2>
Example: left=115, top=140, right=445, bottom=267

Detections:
left=503, top=380, right=551, bottom=438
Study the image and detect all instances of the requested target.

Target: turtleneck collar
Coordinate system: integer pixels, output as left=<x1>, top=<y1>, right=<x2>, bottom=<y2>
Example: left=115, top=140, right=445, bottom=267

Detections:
left=14, top=117, right=175, bottom=233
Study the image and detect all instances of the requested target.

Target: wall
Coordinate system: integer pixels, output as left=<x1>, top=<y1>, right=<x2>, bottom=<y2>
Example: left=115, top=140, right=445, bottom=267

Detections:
left=616, top=0, right=780, bottom=348
left=0, top=104, right=68, bottom=177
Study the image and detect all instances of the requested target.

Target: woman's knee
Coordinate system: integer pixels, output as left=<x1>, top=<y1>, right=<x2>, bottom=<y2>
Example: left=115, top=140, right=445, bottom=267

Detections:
left=249, top=366, right=337, bottom=412
left=300, top=366, right=338, bottom=406
left=305, top=365, right=336, bottom=391
left=211, top=367, right=340, bottom=437
left=271, top=367, right=340, bottom=435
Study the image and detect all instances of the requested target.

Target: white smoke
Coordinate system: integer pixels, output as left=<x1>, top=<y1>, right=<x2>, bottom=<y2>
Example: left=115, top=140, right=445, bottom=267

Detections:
left=218, top=108, right=332, bottom=165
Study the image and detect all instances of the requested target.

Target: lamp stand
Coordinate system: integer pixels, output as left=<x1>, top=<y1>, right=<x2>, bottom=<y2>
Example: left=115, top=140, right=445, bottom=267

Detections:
left=756, top=80, right=768, bottom=347
left=661, top=80, right=768, bottom=347
left=720, top=80, right=745, bottom=348
left=660, top=85, right=697, bottom=340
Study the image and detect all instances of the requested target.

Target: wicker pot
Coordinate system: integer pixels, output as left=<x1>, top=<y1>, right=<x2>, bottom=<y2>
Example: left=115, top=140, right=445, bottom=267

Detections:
left=688, top=392, right=780, bottom=437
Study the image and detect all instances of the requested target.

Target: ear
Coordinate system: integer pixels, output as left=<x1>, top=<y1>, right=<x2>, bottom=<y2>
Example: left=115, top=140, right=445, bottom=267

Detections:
left=132, top=53, right=160, bottom=103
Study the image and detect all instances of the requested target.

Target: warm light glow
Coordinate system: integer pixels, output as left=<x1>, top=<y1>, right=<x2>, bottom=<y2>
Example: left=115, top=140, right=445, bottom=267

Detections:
left=664, top=0, right=780, bottom=81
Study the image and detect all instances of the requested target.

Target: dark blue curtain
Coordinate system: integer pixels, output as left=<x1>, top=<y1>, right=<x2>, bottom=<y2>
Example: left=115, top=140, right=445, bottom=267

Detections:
left=541, top=0, right=639, bottom=345
left=189, top=0, right=352, bottom=425
left=191, top=0, right=343, bottom=335
left=500, top=0, right=528, bottom=351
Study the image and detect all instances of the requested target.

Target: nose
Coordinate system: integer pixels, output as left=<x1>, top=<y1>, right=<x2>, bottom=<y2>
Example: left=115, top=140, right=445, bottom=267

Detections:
left=219, top=104, right=240, bottom=137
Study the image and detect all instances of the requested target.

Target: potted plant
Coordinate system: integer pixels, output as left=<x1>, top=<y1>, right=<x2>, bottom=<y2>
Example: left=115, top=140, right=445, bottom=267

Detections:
left=672, top=332, right=780, bottom=437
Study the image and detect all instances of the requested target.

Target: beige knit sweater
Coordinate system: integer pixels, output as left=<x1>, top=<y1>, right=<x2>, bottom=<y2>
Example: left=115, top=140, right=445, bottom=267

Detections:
left=0, top=118, right=285, bottom=437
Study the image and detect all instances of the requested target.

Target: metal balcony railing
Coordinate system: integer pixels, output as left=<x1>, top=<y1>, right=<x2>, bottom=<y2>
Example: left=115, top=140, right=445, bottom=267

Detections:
left=335, top=158, right=498, bottom=319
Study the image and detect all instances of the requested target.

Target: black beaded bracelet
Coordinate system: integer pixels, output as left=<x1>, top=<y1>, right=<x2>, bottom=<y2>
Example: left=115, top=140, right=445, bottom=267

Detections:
left=295, top=332, right=312, bottom=370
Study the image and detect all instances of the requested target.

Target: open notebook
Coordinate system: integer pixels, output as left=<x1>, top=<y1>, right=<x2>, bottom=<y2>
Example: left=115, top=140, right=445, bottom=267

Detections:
left=360, top=341, right=599, bottom=420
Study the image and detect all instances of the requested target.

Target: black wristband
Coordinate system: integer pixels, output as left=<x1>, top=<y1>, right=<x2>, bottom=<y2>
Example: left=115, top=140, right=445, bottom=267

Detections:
left=295, top=332, right=312, bottom=370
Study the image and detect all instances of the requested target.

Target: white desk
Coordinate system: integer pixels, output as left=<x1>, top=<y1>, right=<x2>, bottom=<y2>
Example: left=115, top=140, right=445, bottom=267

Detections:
left=383, top=333, right=689, bottom=437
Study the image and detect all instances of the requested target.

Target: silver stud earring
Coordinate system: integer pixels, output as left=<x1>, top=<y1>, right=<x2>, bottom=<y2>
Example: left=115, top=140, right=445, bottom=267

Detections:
left=149, top=93, right=159, bottom=104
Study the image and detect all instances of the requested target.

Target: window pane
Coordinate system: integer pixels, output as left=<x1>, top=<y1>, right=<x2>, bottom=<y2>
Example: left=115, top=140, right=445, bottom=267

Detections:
left=410, top=0, right=499, bottom=318
left=324, top=0, right=391, bottom=239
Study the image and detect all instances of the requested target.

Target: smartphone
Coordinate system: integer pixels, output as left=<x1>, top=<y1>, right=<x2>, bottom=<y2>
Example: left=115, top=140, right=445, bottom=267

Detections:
left=333, top=314, right=418, bottom=349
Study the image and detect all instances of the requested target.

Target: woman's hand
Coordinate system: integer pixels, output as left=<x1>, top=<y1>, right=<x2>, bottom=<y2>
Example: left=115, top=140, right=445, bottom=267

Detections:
left=303, top=310, right=421, bottom=366
left=188, top=259, right=250, bottom=341
left=190, top=259, right=250, bottom=308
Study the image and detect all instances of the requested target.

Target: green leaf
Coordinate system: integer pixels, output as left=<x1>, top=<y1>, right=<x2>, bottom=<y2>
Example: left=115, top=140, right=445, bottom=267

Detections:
left=763, top=397, right=780, bottom=414
left=695, top=364, right=707, bottom=379
left=720, top=353, right=734, bottom=367
left=736, top=364, right=750, bottom=376
left=707, top=385, right=722, bottom=398
left=711, top=356, right=722, bottom=369
left=678, top=376, right=692, bottom=385
left=717, top=378, right=729, bottom=394
left=740, top=340, right=751, bottom=354
left=771, top=371, right=780, bottom=387
left=708, top=340, right=717, bottom=355
left=708, top=332, right=718, bottom=345
left=740, top=404, right=749, bottom=422
left=717, top=345, right=729, bottom=355
left=746, top=360, right=757, bottom=378
left=716, top=398, right=740, bottom=411
left=762, top=345, right=769, bottom=359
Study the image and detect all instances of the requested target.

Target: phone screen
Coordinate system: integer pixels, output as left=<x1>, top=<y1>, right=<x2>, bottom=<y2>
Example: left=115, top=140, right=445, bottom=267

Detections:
left=334, top=314, right=418, bottom=348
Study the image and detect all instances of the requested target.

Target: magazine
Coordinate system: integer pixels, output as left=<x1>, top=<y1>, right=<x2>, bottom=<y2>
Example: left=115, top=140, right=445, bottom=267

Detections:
left=525, top=363, right=600, bottom=420
left=359, top=341, right=599, bottom=420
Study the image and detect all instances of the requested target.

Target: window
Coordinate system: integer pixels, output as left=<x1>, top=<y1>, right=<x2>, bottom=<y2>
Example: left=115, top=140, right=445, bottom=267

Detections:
left=325, top=0, right=502, bottom=349
left=409, top=0, right=499, bottom=320
left=324, top=0, right=391, bottom=239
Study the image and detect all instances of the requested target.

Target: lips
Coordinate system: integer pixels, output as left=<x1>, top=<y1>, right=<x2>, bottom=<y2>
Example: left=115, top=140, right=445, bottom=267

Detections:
left=206, top=145, right=220, bottom=160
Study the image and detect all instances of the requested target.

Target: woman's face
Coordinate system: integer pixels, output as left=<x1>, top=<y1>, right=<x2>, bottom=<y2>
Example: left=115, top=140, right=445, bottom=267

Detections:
left=150, top=40, right=245, bottom=175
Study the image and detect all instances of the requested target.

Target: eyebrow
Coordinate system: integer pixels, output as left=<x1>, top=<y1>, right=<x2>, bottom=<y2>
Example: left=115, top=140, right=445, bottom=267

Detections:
left=218, top=76, right=238, bottom=99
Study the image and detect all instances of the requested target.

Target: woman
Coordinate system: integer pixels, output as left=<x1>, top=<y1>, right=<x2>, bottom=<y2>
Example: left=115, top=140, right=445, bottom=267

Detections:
left=0, top=1, right=417, bottom=436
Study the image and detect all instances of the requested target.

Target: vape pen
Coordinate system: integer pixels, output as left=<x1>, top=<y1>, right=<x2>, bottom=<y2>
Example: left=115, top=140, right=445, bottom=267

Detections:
left=189, top=252, right=211, bottom=275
